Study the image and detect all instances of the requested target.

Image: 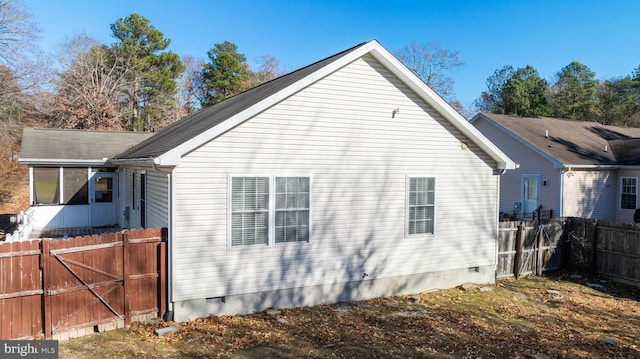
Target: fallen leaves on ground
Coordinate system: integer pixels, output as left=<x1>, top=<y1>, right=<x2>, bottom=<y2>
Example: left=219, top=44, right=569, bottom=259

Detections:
left=59, top=272, right=640, bottom=358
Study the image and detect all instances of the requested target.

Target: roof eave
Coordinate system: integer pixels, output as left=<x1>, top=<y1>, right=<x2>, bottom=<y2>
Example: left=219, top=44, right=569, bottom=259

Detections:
left=18, top=158, right=111, bottom=166
left=157, top=41, right=517, bottom=171
left=472, top=113, right=562, bottom=169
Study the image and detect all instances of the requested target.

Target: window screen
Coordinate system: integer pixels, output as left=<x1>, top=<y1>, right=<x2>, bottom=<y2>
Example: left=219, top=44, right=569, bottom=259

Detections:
left=33, top=168, right=60, bottom=205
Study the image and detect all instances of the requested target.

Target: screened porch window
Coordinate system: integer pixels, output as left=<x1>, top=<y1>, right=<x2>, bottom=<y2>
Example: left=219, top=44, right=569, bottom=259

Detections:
left=63, top=168, right=89, bottom=205
left=33, top=167, right=89, bottom=205
left=230, top=176, right=311, bottom=247
left=33, top=167, right=60, bottom=205
left=621, top=177, right=637, bottom=209
left=407, top=177, right=435, bottom=235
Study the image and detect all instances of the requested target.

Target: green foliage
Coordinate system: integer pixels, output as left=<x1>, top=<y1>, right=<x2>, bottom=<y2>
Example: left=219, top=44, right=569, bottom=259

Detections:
left=475, top=65, right=551, bottom=117
left=199, top=41, right=252, bottom=106
left=549, top=61, right=599, bottom=120
left=110, top=13, right=185, bottom=131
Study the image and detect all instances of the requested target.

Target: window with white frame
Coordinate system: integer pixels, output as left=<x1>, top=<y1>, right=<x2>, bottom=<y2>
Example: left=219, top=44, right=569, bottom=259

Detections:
left=275, top=177, right=310, bottom=243
left=621, top=177, right=637, bottom=209
left=32, top=167, right=89, bottom=205
left=230, top=176, right=310, bottom=247
left=407, top=177, right=435, bottom=235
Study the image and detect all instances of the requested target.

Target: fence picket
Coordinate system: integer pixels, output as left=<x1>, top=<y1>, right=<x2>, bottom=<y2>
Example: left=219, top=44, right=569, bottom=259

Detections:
left=0, top=228, right=167, bottom=340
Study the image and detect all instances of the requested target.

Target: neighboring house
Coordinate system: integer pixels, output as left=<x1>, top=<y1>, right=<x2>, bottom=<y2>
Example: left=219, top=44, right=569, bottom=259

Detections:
left=471, top=113, right=640, bottom=223
left=19, top=128, right=153, bottom=229
left=21, top=40, right=516, bottom=321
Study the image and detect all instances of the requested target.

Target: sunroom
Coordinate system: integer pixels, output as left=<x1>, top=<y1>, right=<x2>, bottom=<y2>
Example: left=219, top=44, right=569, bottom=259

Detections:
left=19, top=128, right=153, bottom=230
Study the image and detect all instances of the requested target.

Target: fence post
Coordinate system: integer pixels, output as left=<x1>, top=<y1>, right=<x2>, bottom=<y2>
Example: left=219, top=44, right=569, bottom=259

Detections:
left=122, top=231, right=131, bottom=328
left=514, top=223, right=524, bottom=278
left=536, top=226, right=544, bottom=276
left=41, top=239, right=51, bottom=339
left=591, top=222, right=599, bottom=275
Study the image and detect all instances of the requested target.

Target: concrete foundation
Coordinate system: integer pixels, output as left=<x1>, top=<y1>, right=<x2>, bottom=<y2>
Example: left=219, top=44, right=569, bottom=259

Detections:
left=172, top=265, right=495, bottom=322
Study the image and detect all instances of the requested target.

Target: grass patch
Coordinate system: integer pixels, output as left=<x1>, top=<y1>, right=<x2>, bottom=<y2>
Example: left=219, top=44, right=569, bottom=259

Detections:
left=59, top=272, right=640, bottom=358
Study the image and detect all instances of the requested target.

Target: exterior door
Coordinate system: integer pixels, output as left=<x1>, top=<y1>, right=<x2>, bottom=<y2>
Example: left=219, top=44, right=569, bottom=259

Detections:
left=522, top=175, right=540, bottom=219
left=91, top=172, right=118, bottom=227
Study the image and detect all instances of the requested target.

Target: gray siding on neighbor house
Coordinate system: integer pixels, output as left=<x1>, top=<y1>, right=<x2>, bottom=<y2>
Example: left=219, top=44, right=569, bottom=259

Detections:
left=473, top=119, right=561, bottom=218
left=170, top=55, right=500, bottom=302
left=563, top=169, right=616, bottom=220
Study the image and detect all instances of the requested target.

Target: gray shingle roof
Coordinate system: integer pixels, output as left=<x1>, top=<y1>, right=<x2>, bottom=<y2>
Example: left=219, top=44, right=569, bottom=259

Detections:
left=478, top=113, right=640, bottom=166
left=19, top=127, right=154, bottom=164
left=115, top=41, right=368, bottom=160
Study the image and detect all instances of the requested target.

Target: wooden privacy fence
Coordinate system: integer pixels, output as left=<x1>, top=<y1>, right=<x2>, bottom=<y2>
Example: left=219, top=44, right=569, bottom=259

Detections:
left=0, top=228, right=167, bottom=340
left=497, top=219, right=565, bottom=279
left=566, top=218, right=640, bottom=286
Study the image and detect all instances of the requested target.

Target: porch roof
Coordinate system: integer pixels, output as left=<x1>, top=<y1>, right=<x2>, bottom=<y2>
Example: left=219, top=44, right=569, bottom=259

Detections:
left=19, top=127, right=154, bottom=166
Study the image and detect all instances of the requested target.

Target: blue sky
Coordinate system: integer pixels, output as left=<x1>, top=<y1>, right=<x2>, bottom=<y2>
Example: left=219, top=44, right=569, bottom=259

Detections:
left=23, top=0, right=640, bottom=110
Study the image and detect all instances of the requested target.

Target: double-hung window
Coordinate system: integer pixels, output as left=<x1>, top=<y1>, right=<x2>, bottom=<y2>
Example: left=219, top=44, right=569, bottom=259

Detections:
left=407, top=177, right=435, bottom=236
left=621, top=177, right=637, bottom=210
left=230, top=176, right=310, bottom=247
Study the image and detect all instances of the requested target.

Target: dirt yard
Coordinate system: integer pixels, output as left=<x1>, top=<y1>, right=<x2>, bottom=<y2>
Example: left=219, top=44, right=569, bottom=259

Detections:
left=59, top=272, right=639, bottom=358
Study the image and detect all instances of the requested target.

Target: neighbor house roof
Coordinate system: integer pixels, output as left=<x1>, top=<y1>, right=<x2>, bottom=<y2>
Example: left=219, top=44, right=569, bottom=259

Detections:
left=471, top=113, right=640, bottom=168
left=19, top=127, right=154, bottom=166
left=114, top=40, right=516, bottom=170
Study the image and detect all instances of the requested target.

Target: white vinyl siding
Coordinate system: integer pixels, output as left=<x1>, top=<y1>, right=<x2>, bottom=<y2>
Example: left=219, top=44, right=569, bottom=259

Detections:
left=121, top=167, right=169, bottom=229
left=171, top=55, right=499, bottom=302
left=145, top=170, right=169, bottom=228
left=563, top=170, right=616, bottom=220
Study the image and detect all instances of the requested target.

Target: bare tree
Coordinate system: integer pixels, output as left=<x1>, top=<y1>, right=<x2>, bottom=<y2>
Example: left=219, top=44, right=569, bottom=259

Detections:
left=52, top=36, right=130, bottom=130
left=395, top=42, right=463, bottom=104
left=174, top=55, right=203, bottom=119
left=250, top=54, right=286, bottom=85
left=0, top=0, right=39, bottom=67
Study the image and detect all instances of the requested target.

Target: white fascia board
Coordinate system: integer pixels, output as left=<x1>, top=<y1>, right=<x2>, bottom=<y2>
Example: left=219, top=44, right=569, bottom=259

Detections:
left=110, top=157, right=157, bottom=167
left=368, top=47, right=517, bottom=170
left=562, top=165, right=622, bottom=170
left=471, top=113, right=562, bottom=169
left=18, top=158, right=108, bottom=166
left=155, top=43, right=382, bottom=167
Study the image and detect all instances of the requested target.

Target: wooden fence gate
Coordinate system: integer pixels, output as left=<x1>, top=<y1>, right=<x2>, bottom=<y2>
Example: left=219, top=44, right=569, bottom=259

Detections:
left=0, top=228, right=167, bottom=340
left=497, top=219, right=565, bottom=279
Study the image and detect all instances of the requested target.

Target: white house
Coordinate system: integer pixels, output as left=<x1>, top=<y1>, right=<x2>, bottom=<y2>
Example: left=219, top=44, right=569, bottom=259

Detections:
left=21, top=40, right=516, bottom=321
left=471, top=113, right=640, bottom=223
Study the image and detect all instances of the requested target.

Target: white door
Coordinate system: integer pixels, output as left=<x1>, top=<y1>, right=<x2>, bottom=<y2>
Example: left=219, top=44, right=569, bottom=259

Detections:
left=91, top=172, right=118, bottom=227
left=522, top=175, right=540, bottom=219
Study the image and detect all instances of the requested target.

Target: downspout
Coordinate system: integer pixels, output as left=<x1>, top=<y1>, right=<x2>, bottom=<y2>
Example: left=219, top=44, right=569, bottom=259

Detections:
left=494, top=169, right=502, bottom=282
left=559, top=170, right=565, bottom=218
left=152, top=157, right=174, bottom=318
left=165, top=171, right=174, bottom=319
